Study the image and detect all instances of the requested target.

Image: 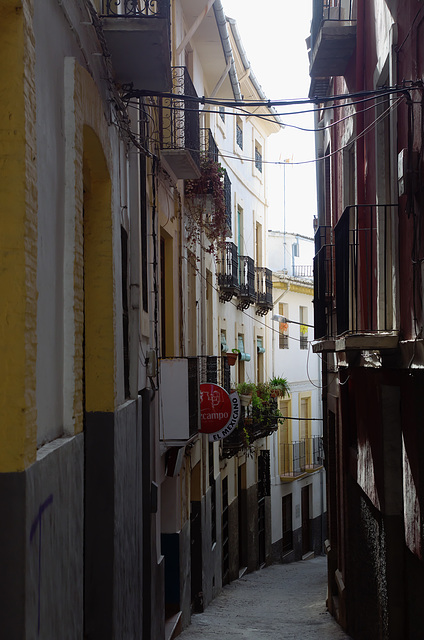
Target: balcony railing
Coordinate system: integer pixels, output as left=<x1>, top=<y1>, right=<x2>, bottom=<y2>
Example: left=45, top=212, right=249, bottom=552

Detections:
left=293, top=265, right=313, bottom=279
left=218, top=242, right=239, bottom=302
left=313, top=225, right=335, bottom=340
left=335, top=205, right=397, bottom=336
left=223, top=170, right=232, bottom=233
left=280, top=436, right=324, bottom=477
left=198, top=355, right=231, bottom=393
left=99, top=0, right=171, bottom=89
left=309, top=0, right=357, bottom=80
left=159, top=66, right=200, bottom=179
left=222, top=402, right=281, bottom=459
left=280, top=441, right=305, bottom=477
left=100, top=0, right=170, bottom=18
left=201, top=128, right=219, bottom=163
left=256, top=267, right=273, bottom=316
left=237, top=256, right=256, bottom=310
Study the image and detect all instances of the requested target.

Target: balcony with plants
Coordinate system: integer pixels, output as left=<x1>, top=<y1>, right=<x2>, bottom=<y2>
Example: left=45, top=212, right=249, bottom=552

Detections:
left=221, top=379, right=289, bottom=459
left=309, top=0, right=356, bottom=95
left=184, top=153, right=230, bottom=256
left=99, top=0, right=171, bottom=91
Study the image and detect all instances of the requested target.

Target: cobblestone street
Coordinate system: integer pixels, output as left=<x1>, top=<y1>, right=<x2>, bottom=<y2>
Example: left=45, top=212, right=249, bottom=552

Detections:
left=178, top=556, right=351, bottom=639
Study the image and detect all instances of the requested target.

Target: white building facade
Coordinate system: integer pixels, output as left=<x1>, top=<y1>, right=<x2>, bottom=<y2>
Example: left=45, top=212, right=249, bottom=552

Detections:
left=268, top=231, right=326, bottom=562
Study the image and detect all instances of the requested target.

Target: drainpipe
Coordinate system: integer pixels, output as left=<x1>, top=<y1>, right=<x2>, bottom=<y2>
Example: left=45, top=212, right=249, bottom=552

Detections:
left=225, top=15, right=283, bottom=126
left=213, top=1, right=242, bottom=101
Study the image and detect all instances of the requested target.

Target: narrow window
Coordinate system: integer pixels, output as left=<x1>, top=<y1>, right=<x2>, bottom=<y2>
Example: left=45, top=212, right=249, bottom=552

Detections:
left=299, top=306, right=308, bottom=350
left=279, top=302, right=289, bottom=349
left=255, top=142, right=263, bottom=173
left=236, top=116, right=243, bottom=150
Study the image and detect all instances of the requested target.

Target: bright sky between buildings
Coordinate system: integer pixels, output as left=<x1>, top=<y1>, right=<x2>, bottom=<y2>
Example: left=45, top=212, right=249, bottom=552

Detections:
left=221, top=0, right=317, bottom=237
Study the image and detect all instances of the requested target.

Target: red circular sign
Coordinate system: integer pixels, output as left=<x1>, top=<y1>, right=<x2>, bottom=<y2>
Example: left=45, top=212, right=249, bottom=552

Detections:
left=199, top=383, right=232, bottom=434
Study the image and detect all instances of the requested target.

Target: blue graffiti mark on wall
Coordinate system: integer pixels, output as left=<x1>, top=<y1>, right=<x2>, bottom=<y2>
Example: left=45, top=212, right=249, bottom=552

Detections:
left=30, top=494, right=53, bottom=636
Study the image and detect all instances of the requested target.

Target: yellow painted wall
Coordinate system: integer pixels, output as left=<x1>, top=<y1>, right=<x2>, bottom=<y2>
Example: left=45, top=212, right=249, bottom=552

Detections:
left=83, top=126, right=115, bottom=413
left=0, top=0, right=37, bottom=471
left=66, top=60, right=116, bottom=425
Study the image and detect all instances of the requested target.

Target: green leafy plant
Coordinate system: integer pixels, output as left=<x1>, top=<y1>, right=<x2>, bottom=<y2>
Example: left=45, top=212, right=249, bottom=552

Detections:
left=269, top=376, right=290, bottom=398
left=236, top=381, right=256, bottom=396
left=184, top=159, right=229, bottom=256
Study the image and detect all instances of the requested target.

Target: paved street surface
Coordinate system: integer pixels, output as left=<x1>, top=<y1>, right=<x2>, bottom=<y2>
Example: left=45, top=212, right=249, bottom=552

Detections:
left=178, top=556, right=351, bottom=639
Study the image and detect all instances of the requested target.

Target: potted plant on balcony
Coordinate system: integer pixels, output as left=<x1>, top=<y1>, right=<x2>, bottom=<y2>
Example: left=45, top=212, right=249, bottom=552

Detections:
left=184, top=159, right=228, bottom=256
left=269, top=376, right=290, bottom=398
left=236, top=381, right=256, bottom=407
left=226, top=348, right=239, bottom=366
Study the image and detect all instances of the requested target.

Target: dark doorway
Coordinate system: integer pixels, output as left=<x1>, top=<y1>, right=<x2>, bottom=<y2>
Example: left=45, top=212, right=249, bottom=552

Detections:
left=282, top=494, right=293, bottom=555
left=238, top=464, right=248, bottom=573
left=301, top=485, right=311, bottom=556
left=258, top=451, right=270, bottom=567
left=222, top=477, right=229, bottom=585
left=190, top=501, right=203, bottom=612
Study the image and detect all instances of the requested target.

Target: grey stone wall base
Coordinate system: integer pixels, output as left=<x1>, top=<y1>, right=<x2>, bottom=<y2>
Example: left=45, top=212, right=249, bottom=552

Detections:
left=0, top=434, right=84, bottom=640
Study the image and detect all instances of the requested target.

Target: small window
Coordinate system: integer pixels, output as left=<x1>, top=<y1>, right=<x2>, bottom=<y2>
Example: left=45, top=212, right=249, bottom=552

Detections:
left=279, top=303, right=289, bottom=349
left=300, top=306, right=308, bottom=350
left=255, top=142, right=263, bottom=173
left=236, top=117, right=243, bottom=150
left=219, top=106, right=225, bottom=123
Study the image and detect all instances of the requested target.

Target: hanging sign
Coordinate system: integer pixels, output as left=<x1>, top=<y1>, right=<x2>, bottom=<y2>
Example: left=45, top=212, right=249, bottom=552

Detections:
left=208, top=392, right=241, bottom=442
left=199, top=383, right=233, bottom=434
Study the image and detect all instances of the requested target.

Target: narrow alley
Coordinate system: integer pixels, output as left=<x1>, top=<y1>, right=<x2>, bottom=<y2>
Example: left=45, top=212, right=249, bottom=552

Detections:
left=177, top=557, right=351, bottom=639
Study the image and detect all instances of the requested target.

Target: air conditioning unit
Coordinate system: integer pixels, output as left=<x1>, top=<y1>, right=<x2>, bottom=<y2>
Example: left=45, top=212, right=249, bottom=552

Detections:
left=159, top=358, right=200, bottom=444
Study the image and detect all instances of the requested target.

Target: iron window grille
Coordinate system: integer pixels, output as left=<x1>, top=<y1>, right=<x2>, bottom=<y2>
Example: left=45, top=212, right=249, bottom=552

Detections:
left=237, top=255, right=256, bottom=309
left=255, top=267, right=273, bottom=316
left=218, top=242, right=239, bottom=302
left=255, top=147, right=263, bottom=173
left=100, top=0, right=170, bottom=18
left=223, top=170, right=232, bottom=234
left=236, top=122, right=243, bottom=150
left=159, top=66, right=200, bottom=171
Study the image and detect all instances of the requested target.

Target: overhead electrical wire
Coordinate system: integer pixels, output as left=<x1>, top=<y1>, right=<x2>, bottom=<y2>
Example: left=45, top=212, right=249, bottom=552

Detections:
left=124, top=82, right=419, bottom=109
left=126, top=93, right=405, bottom=167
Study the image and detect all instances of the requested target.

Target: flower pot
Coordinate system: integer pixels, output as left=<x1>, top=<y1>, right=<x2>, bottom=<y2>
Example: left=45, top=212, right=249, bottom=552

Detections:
left=226, top=352, right=238, bottom=366
left=239, top=394, right=252, bottom=407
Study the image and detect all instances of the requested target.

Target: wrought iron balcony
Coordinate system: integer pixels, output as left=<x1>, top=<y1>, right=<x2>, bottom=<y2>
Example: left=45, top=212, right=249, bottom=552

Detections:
left=159, top=67, right=200, bottom=180
left=101, top=0, right=169, bottom=17
left=255, top=267, right=273, bottom=316
left=222, top=401, right=280, bottom=459
left=99, top=0, right=171, bottom=90
left=237, top=256, right=256, bottom=310
left=309, top=0, right=356, bottom=81
left=223, top=170, right=232, bottom=234
left=307, top=435, right=325, bottom=469
left=335, top=205, right=398, bottom=339
left=198, top=355, right=230, bottom=393
left=279, top=436, right=324, bottom=478
left=201, top=128, right=219, bottom=163
left=313, top=225, right=335, bottom=340
left=218, top=242, right=239, bottom=302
